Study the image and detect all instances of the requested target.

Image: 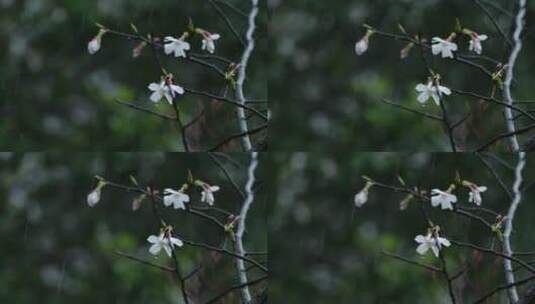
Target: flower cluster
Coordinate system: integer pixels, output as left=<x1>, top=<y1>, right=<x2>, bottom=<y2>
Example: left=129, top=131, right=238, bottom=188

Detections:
left=87, top=23, right=221, bottom=105
left=431, top=180, right=487, bottom=210
left=86, top=175, right=222, bottom=258
left=352, top=176, right=488, bottom=259
left=431, top=29, right=488, bottom=59
left=415, top=29, right=487, bottom=105
left=156, top=179, right=225, bottom=257
left=163, top=180, right=220, bottom=210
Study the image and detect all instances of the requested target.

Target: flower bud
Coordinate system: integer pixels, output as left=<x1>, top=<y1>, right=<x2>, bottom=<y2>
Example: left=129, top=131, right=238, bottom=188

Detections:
left=88, top=38, right=101, bottom=55
left=87, top=180, right=106, bottom=207
left=87, top=188, right=101, bottom=207
left=88, top=29, right=107, bottom=55
left=400, top=42, right=414, bottom=59
left=355, top=29, right=374, bottom=56
left=354, top=190, right=368, bottom=207
left=354, top=181, right=374, bottom=207
left=355, top=37, right=369, bottom=56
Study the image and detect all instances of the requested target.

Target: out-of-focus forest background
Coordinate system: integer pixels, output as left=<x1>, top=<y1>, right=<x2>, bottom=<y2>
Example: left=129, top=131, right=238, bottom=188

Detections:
left=267, top=152, right=535, bottom=303
left=0, top=0, right=267, bottom=151
left=270, top=0, right=535, bottom=151
left=0, top=153, right=267, bottom=303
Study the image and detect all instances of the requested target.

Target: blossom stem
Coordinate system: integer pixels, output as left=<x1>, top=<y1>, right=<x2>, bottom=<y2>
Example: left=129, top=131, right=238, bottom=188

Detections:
left=148, top=188, right=189, bottom=303
left=209, top=0, right=246, bottom=47
left=171, top=102, right=190, bottom=152
left=205, top=275, right=268, bottom=304
left=171, top=249, right=190, bottom=304
left=381, top=250, right=441, bottom=273
left=450, top=239, right=535, bottom=274
left=439, top=252, right=457, bottom=304
left=472, top=0, right=512, bottom=47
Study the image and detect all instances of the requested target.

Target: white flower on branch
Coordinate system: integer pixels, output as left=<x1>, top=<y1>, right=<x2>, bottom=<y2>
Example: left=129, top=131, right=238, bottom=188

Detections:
left=415, top=81, right=451, bottom=105
left=201, top=184, right=220, bottom=206
left=148, top=80, right=184, bottom=104
left=163, top=188, right=190, bottom=209
left=87, top=188, right=101, bottom=206
left=415, top=232, right=450, bottom=257
left=354, top=191, right=368, bottom=207
left=463, top=181, right=487, bottom=206
left=354, top=181, right=374, bottom=207
left=355, top=38, right=369, bottom=56
left=431, top=188, right=457, bottom=210
left=468, top=186, right=487, bottom=205
left=355, top=29, right=374, bottom=56
left=88, top=29, right=107, bottom=55
left=164, top=36, right=191, bottom=58
left=87, top=180, right=107, bottom=207
left=88, top=38, right=101, bottom=55
left=431, top=37, right=458, bottom=58
left=147, top=232, right=183, bottom=257
left=468, top=33, right=488, bottom=55
left=201, top=32, right=221, bottom=54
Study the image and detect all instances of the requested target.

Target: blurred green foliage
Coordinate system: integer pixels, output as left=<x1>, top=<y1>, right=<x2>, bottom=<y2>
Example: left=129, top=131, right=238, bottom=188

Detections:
left=267, top=152, right=535, bottom=303
left=0, top=0, right=267, bottom=151
left=0, top=153, right=267, bottom=303
left=269, top=0, right=535, bottom=151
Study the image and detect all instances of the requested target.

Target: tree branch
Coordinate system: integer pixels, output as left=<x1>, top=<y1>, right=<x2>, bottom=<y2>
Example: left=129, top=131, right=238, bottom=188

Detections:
left=503, top=151, right=527, bottom=303
left=502, top=0, right=527, bottom=152
left=234, top=0, right=259, bottom=151
left=234, top=152, right=259, bottom=303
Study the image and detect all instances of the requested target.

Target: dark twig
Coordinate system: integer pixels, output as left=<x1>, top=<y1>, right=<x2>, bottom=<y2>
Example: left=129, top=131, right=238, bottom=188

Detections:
left=378, top=99, right=443, bottom=121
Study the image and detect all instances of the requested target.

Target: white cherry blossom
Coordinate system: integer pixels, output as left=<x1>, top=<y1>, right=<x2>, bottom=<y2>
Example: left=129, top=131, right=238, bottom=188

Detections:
left=148, top=81, right=184, bottom=104
left=468, top=34, right=488, bottom=55
left=201, top=33, right=221, bottom=54
left=431, top=189, right=457, bottom=210
left=415, top=81, right=451, bottom=105
left=415, top=233, right=451, bottom=257
left=468, top=185, right=487, bottom=206
left=147, top=232, right=183, bottom=257
left=201, top=184, right=220, bottom=205
left=431, top=37, right=458, bottom=58
left=163, top=188, right=190, bottom=209
left=164, top=36, right=191, bottom=58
